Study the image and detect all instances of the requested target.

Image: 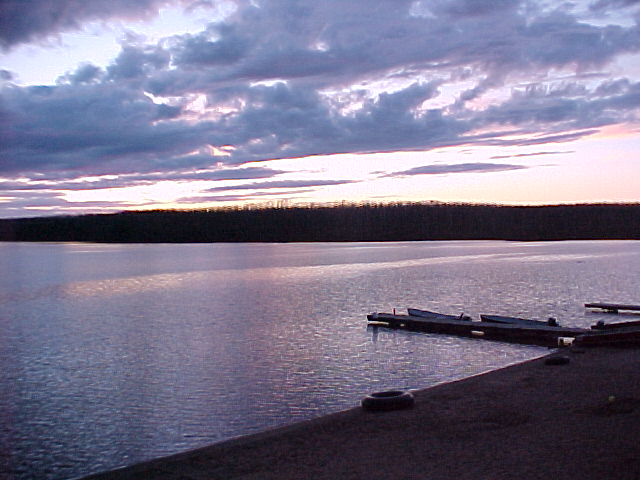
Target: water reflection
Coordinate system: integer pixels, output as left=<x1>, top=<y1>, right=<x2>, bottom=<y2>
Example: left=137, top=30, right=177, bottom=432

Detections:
left=1, top=240, right=639, bottom=479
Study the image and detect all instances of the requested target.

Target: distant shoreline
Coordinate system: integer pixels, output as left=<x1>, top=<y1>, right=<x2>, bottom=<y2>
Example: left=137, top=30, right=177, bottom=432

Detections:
left=1, top=202, right=639, bottom=243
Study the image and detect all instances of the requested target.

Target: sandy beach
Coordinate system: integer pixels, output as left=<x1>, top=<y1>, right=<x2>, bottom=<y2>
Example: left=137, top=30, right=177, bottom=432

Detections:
left=83, top=346, right=640, bottom=480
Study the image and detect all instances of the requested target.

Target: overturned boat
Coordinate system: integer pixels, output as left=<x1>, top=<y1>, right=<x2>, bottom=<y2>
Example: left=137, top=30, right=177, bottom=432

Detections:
left=480, top=314, right=559, bottom=327
left=407, top=308, right=472, bottom=321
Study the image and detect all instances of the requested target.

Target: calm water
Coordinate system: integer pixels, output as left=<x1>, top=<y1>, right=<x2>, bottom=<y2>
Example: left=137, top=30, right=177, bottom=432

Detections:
left=1, top=240, right=639, bottom=479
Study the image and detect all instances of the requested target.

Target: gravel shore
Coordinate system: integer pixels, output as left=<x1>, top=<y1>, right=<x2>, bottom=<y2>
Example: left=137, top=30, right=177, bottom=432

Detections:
left=83, top=346, right=640, bottom=480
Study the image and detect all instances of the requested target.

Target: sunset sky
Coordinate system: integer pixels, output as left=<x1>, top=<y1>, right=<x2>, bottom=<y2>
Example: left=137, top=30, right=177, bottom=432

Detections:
left=1, top=0, right=640, bottom=218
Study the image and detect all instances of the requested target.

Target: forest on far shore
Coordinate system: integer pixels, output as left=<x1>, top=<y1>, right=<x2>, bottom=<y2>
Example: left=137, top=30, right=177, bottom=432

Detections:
left=0, top=202, right=639, bottom=243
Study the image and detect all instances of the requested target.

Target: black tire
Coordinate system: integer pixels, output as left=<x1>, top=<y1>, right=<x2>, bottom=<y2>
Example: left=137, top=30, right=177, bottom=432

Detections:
left=361, top=390, right=415, bottom=411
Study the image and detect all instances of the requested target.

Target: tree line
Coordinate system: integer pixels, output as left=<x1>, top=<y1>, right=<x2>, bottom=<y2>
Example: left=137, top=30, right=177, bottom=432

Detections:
left=0, top=202, right=639, bottom=243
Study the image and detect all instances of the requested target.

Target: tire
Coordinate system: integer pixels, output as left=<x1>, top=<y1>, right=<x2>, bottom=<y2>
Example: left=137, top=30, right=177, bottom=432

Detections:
left=361, top=390, right=415, bottom=411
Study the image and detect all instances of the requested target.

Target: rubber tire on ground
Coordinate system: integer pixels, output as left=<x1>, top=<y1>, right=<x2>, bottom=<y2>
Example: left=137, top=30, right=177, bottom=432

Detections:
left=361, top=390, right=415, bottom=411
left=544, top=355, right=571, bottom=365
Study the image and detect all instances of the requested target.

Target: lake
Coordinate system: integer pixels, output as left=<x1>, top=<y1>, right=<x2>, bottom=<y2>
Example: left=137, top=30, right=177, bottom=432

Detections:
left=1, top=240, right=639, bottom=479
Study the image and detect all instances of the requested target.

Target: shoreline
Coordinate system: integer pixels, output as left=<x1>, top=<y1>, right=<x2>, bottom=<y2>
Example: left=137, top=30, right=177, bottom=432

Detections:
left=3, top=204, right=639, bottom=243
left=82, top=346, right=640, bottom=480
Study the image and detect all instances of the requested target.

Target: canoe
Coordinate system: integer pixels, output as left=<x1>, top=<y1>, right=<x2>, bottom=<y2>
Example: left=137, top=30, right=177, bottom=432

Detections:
left=591, top=319, right=640, bottom=330
left=407, top=308, right=472, bottom=321
left=480, top=314, right=559, bottom=327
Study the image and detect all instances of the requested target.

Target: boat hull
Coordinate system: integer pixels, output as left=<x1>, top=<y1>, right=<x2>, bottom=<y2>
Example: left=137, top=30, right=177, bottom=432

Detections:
left=480, top=314, right=559, bottom=327
left=407, top=308, right=471, bottom=321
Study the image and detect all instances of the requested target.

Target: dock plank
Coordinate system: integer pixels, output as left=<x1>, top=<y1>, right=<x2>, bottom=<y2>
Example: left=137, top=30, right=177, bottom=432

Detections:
left=575, top=328, right=640, bottom=346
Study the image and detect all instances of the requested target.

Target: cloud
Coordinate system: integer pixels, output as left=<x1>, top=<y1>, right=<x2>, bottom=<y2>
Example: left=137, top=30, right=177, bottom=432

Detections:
left=10, top=69, right=630, bottom=179
left=167, top=166, right=285, bottom=181
left=177, top=189, right=316, bottom=205
left=589, top=0, right=640, bottom=11
left=385, top=163, right=528, bottom=177
left=61, top=63, right=103, bottom=85
left=171, top=24, right=249, bottom=67
left=0, top=0, right=180, bottom=50
left=3, top=0, right=640, bottom=214
left=0, top=189, right=87, bottom=218
left=0, top=166, right=285, bottom=192
left=0, top=175, right=353, bottom=217
left=107, top=45, right=171, bottom=81
left=138, top=0, right=640, bottom=99
left=490, top=151, right=574, bottom=160
left=470, top=77, right=640, bottom=143
left=476, top=130, right=601, bottom=147
left=1, top=82, right=201, bottom=176
left=206, top=179, right=357, bottom=192
left=3, top=56, right=638, bottom=183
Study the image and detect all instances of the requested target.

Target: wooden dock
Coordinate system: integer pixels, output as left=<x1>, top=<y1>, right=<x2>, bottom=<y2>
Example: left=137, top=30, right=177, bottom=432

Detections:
left=585, top=302, right=640, bottom=313
left=367, top=312, right=589, bottom=348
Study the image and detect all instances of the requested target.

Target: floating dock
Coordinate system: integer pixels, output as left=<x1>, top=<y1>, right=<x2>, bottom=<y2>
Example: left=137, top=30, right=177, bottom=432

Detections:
left=367, top=312, right=589, bottom=348
left=585, top=302, right=640, bottom=313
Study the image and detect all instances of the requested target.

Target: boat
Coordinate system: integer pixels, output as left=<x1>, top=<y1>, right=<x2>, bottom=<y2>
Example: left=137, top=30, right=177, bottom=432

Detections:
left=480, top=314, right=559, bottom=327
left=407, top=308, right=472, bottom=321
left=591, top=319, right=640, bottom=330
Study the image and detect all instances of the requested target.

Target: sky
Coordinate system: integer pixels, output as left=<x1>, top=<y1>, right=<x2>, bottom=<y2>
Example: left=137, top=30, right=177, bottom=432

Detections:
left=1, top=0, right=640, bottom=218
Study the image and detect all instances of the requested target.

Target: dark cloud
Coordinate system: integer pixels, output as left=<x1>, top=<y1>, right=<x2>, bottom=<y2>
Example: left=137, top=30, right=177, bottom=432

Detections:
left=177, top=189, right=315, bottom=204
left=514, top=12, right=639, bottom=70
left=490, top=151, right=574, bottom=160
left=167, top=166, right=286, bottom=181
left=3, top=0, right=640, bottom=215
left=3, top=67, right=639, bottom=180
left=206, top=179, right=357, bottom=192
left=385, top=163, right=528, bottom=177
left=0, top=196, right=153, bottom=218
left=0, top=0, right=179, bottom=50
left=0, top=167, right=285, bottom=191
left=172, top=24, right=249, bottom=66
left=590, top=0, right=640, bottom=11
left=473, top=129, right=601, bottom=147
left=474, top=78, right=640, bottom=135
left=149, top=0, right=638, bottom=97
left=61, top=63, right=103, bottom=85
left=0, top=189, right=75, bottom=218
left=107, top=45, right=171, bottom=81
left=0, top=82, right=201, bottom=176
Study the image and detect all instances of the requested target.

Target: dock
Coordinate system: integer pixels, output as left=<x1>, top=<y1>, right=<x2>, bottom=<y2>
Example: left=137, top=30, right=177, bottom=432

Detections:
left=367, top=312, right=589, bottom=347
left=575, top=328, right=640, bottom=347
left=585, top=302, right=640, bottom=313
